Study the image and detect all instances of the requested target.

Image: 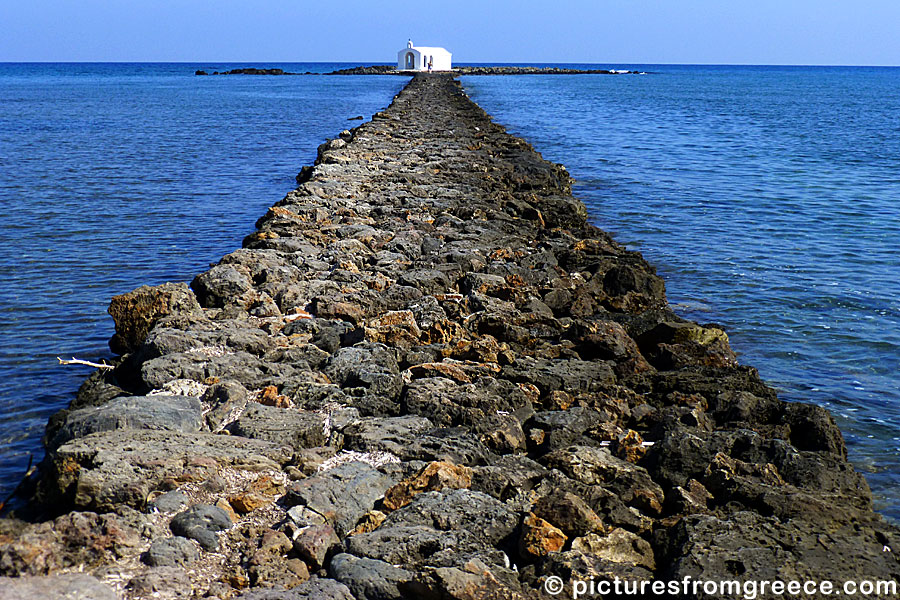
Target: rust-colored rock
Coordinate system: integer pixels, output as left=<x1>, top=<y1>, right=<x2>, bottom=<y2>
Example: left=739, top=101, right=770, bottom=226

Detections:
left=612, top=429, right=649, bottom=463
left=349, top=510, right=386, bottom=535
left=255, top=386, right=292, bottom=408
left=519, top=512, right=567, bottom=558
left=383, top=461, right=473, bottom=511
left=107, top=282, right=200, bottom=354
left=408, top=362, right=472, bottom=384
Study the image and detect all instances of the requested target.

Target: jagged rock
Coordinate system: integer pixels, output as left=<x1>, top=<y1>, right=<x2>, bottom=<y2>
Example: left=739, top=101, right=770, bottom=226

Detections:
left=203, top=380, right=250, bottom=431
left=406, top=561, right=529, bottom=600
left=570, top=529, right=655, bottom=570
left=657, top=511, right=900, bottom=592
left=533, top=489, right=604, bottom=538
left=398, top=428, right=495, bottom=466
left=108, top=282, right=201, bottom=354
left=542, top=445, right=664, bottom=516
left=140, top=350, right=296, bottom=392
left=191, top=264, right=253, bottom=308
left=519, top=512, right=567, bottom=558
left=344, top=525, right=507, bottom=570
left=402, top=376, right=531, bottom=428
left=471, top=455, right=548, bottom=501
left=0, top=511, right=143, bottom=576
left=128, top=566, right=195, bottom=598
left=528, top=407, right=603, bottom=451
left=383, top=461, right=473, bottom=510
left=11, top=71, right=897, bottom=598
left=342, top=415, right=434, bottom=455
left=247, top=529, right=309, bottom=589
left=326, top=343, right=403, bottom=402
left=235, top=576, right=356, bottom=599
left=286, top=461, right=396, bottom=536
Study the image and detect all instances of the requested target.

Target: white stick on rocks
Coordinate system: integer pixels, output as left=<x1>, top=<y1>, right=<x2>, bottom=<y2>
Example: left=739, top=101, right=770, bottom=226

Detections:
left=56, top=357, right=114, bottom=370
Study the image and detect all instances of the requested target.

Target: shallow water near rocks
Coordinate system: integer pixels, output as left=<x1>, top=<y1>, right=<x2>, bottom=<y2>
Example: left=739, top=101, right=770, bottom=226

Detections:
left=0, top=63, right=898, bottom=520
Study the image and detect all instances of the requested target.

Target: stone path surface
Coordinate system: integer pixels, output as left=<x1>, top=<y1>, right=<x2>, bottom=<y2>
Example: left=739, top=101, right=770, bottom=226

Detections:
left=1, top=73, right=898, bottom=599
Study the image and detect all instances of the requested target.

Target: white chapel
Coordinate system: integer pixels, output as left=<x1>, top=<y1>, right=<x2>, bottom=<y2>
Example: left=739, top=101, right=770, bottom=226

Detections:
left=397, top=40, right=452, bottom=72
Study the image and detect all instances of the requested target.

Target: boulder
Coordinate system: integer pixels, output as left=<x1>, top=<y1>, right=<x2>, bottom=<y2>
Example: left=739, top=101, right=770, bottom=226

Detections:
left=381, top=489, right=518, bottom=546
left=143, top=536, right=200, bottom=567
left=47, top=394, right=203, bottom=449
left=329, top=553, right=414, bottom=600
left=169, top=504, right=233, bottom=551
left=286, top=461, right=395, bottom=536
left=108, top=282, right=201, bottom=354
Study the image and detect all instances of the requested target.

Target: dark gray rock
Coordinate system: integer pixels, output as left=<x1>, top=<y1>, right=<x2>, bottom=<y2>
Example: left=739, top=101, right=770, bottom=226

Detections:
left=42, top=430, right=289, bottom=512
left=657, top=511, right=900, bottom=595
left=529, top=407, right=602, bottom=451
left=501, top=357, right=617, bottom=396
left=542, top=445, right=665, bottom=516
left=143, top=536, right=199, bottom=567
left=169, top=504, right=233, bottom=551
left=381, top=489, right=518, bottom=545
left=235, top=576, right=356, bottom=600
left=48, top=395, right=203, bottom=449
left=229, top=402, right=327, bottom=450
left=128, top=566, right=194, bottom=598
left=401, top=376, right=531, bottom=428
left=342, top=415, right=434, bottom=455
left=398, top=427, right=495, bottom=465
left=191, top=264, right=253, bottom=308
left=398, top=269, right=451, bottom=295
left=140, top=351, right=296, bottom=391
left=344, top=524, right=507, bottom=569
left=286, top=461, right=396, bottom=536
left=150, top=490, right=189, bottom=513
left=326, top=343, right=402, bottom=401
left=471, top=455, right=548, bottom=501
left=329, top=553, right=414, bottom=600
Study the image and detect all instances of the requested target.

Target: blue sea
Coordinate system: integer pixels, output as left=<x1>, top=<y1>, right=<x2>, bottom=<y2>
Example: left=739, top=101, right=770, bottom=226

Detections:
left=1, top=63, right=898, bottom=519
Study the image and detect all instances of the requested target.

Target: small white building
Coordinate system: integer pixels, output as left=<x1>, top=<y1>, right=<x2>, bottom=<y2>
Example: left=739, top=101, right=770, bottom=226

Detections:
left=397, top=40, right=452, bottom=72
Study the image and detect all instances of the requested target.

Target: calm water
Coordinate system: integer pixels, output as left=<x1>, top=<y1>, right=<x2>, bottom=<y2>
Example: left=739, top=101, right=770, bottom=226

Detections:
left=1, top=64, right=898, bottom=520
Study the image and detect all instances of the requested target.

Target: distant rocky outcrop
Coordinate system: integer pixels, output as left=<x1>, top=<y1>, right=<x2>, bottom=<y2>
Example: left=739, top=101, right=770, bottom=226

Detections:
left=196, top=68, right=306, bottom=76
left=327, top=65, right=642, bottom=75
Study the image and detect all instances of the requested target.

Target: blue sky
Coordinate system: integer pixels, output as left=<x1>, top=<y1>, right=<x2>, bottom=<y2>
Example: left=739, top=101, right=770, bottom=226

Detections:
left=2, top=1, right=898, bottom=65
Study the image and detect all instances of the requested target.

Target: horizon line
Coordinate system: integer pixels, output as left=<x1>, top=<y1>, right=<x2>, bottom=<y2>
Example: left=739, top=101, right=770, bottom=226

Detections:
left=1, top=60, right=900, bottom=68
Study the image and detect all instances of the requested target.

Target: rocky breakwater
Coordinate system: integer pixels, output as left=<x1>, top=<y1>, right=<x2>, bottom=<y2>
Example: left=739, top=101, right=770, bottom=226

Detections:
left=1, top=73, right=898, bottom=599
